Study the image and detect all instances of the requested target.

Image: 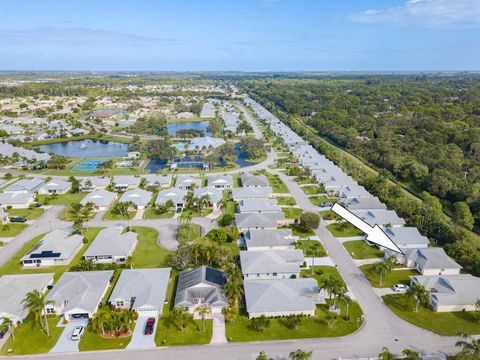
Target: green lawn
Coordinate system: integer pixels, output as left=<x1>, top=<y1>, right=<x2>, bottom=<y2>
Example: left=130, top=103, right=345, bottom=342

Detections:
left=0, top=228, right=102, bottom=281
left=301, top=266, right=345, bottom=287
left=226, top=301, right=362, bottom=342
left=79, top=330, right=131, bottom=351
left=6, top=208, right=45, bottom=220
left=187, top=208, right=213, bottom=218
left=143, top=208, right=175, bottom=219
left=275, top=196, right=296, bottom=206
left=0, top=223, right=28, bottom=237
left=343, top=240, right=385, bottom=259
left=262, top=172, right=288, bottom=193
left=360, top=264, right=418, bottom=288
left=383, top=294, right=480, bottom=336
left=302, top=185, right=322, bottom=195
left=309, top=196, right=337, bottom=207
left=177, top=223, right=202, bottom=243
left=326, top=223, right=364, bottom=237
left=282, top=207, right=303, bottom=220
left=131, top=226, right=172, bottom=268
left=102, top=206, right=136, bottom=220
left=286, top=225, right=315, bottom=238
left=0, top=316, right=63, bottom=355
left=296, top=240, right=327, bottom=257
left=37, top=193, right=86, bottom=206
left=232, top=173, right=242, bottom=188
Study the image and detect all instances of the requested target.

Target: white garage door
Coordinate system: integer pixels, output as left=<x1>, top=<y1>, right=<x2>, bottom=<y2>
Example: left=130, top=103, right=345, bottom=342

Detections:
left=136, top=308, right=159, bottom=317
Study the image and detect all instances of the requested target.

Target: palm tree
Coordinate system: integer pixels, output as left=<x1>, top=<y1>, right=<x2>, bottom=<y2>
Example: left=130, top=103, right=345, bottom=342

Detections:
left=374, top=257, right=394, bottom=286
left=378, top=347, right=395, bottom=360
left=171, top=307, right=192, bottom=331
left=223, top=262, right=241, bottom=283
left=405, top=283, right=429, bottom=312
left=22, top=290, right=54, bottom=337
left=455, top=333, right=480, bottom=358
left=337, top=291, right=352, bottom=319
left=402, top=349, right=422, bottom=360
left=116, top=201, right=134, bottom=228
left=332, top=286, right=347, bottom=309
left=0, top=317, right=15, bottom=341
left=178, top=211, right=193, bottom=242
left=91, top=306, right=111, bottom=335
left=224, top=281, right=244, bottom=307
left=288, top=349, right=313, bottom=360
left=195, top=305, right=211, bottom=332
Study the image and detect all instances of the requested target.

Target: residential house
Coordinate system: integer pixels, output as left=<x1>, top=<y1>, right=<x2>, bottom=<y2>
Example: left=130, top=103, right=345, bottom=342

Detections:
left=112, top=176, right=140, bottom=191
left=187, top=137, right=225, bottom=152
left=119, top=188, right=153, bottom=210
left=156, top=187, right=189, bottom=209
left=240, top=250, right=304, bottom=280
left=410, top=274, right=480, bottom=312
left=110, top=268, right=171, bottom=316
left=84, top=227, right=137, bottom=264
left=379, top=227, right=429, bottom=254
left=38, top=179, right=71, bottom=195
left=231, top=187, right=273, bottom=201
left=340, top=197, right=387, bottom=211
left=21, top=230, right=84, bottom=268
left=400, top=248, right=462, bottom=276
left=207, top=174, right=233, bottom=189
left=235, top=212, right=285, bottom=231
left=79, top=177, right=109, bottom=192
left=142, top=174, right=172, bottom=189
left=351, top=209, right=405, bottom=228
left=331, top=185, right=371, bottom=199
left=80, top=190, right=117, bottom=211
left=45, top=271, right=114, bottom=321
left=0, top=273, right=54, bottom=323
left=3, top=178, right=44, bottom=194
left=193, top=187, right=223, bottom=208
left=175, top=175, right=202, bottom=190
left=0, top=143, right=51, bottom=163
left=244, top=229, right=295, bottom=251
left=240, top=173, right=270, bottom=188
left=174, top=266, right=228, bottom=314
left=244, top=278, right=325, bottom=318
left=237, top=198, right=281, bottom=213
left=0, top=192, right=34, bottom=209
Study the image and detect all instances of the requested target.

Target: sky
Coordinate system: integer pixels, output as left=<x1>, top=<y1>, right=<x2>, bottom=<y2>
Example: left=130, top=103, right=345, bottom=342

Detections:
left=0, top=0, right=479, bottom=71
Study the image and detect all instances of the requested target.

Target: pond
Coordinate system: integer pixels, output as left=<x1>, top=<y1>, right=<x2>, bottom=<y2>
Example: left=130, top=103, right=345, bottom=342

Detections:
left=38, top=139, right=129, bottom=158
left=166, top=121, right=212, bottom=137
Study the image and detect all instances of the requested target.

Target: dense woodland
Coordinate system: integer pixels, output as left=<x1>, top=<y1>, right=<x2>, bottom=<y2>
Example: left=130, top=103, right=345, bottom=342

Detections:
left=241, top=75, right=480, bottom=274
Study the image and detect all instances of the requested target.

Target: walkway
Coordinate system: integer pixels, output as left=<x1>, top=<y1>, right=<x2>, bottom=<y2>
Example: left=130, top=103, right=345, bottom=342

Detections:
left=210, top=314, right=227, bottom=344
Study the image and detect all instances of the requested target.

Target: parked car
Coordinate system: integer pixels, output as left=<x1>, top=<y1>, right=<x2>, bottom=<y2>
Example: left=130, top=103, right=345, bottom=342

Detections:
left=144, top=317, right=155, bottom=335
left=10, top=216, right=27, bottom=223
left=71, top=325, right=85, bottom=341
left=176, top=207, right=182, bottom=214
left=392, top=284, right=409, bottom=292
left=320, top=202, right=333, bottom=207
left=33, top=203, right=42, bottom=208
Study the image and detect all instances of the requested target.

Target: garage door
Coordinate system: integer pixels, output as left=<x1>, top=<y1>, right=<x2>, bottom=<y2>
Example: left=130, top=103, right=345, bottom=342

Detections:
left=136, top=308, right=159, bottom=317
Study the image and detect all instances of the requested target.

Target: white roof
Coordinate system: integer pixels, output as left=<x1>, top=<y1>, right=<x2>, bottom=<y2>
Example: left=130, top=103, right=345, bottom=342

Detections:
left=235, top=212, right=285, bottom=228
left=0, top=192, right=34, bottom=205
left=120, top=188, right=153, bottom=207
left=240, top=250, right=304, bottom=274
left=238, top=198, right=280, bottom=213
left=231, top=187, right=273, bottom=200
left=351, top=209, right=405, bottom=227
left=21, top=230, right=84, bottom=263
left=40, top=179, right=71, bottom=192
left=84, top=227, right=137, bottom=258
left=4, top=178, right=44, bottom=193
left=80, top=189, right=116, bottom=207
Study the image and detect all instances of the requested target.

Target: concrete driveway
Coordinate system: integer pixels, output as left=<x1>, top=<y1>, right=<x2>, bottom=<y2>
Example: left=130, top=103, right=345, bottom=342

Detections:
left=50, top=319, right=88, bottom=353
left=126, top=315, right=158, bottom=350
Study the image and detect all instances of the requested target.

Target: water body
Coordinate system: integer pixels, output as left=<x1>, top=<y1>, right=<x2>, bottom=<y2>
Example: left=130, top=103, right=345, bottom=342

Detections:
left=166, top=121, right=212, bottom=137
left=38, top=139, right=129, bottom=158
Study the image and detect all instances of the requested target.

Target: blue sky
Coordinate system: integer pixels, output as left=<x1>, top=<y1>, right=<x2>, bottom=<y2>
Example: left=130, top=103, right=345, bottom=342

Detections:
left=0, top=0, right=478, bottom=71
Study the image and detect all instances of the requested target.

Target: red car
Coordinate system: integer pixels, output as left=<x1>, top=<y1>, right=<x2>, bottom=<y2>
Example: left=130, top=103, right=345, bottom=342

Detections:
left=144, top=317, right=155, bottom=335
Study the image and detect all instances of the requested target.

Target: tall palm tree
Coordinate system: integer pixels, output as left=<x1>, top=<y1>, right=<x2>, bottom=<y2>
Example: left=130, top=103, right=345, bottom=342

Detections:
left=378, top=347, right=395, bottom=360
left=402, top=349, right=422, bottom=360
left=116, top=201, right=134, bottom=228
left=288, top=349, right=313, bottom=360
left=455, top=333, right=480, bottom=358
left=91, top=306, right=112, bottom=335
left=22, top=290, right=54, bottom=337
left=374, top=257, right=394, bottom=286
left=224, top=281, right=244, bottom=307
left=405, top=283, right=429, bottom=312
left=171, top=307, right=192, bottom=331
left=223, top=263, right=241, bottom=283
left=195, top=305, right=211, bottom=332
left=0, top=317, right=15, bottom=341
left=337, top=291, right=352, bottom=319
left=178, top=211, right=193, bottom=242
left=332, top=286, right=347, bottom=309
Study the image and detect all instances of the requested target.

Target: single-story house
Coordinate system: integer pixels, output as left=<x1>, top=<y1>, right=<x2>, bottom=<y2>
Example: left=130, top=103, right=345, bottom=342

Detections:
left=80, top=189, right=117, bottom=211
left=231, top=186, right=273, bottom=201
left=351, top=209, right=405, bottom=228
left=112, top=176, right=141, bottom=191
left=0, top=273, right=54, bottom=324
left=193, top=187, right=223, bottom=208
left=331, top=185, right=371, bottom=199
left=339, top=196, right=387, bottom=211
left=207, top=174, right=233, bottom=189
left=235, top=212, right=285, bottom=231
left=175, top=175, right=202, bottom=190
left=379, top=227, right=429, bottom=253
left=84, top=227, right=137, bottom=264
left=79, top=177, right=109, bottom=192
left=240, top=173, right=270, bottom=188
left=244, top=229, right=295, bottom=251
left=187, top=137, right=225, bottom=152
left=38, top=179, right=71, bottom=195
left=142, top=174, right=172, bottom=189
left=21, top=230, right=84, bottom=268
left=156, top=187, right=189, bottom=208
left=399, top=248, right=462, bottom=276
left=410, top=274, right=480, bottom=312
left=174, top=266, right=228, bottom=314
left=240, top=249, right=304, bottom=280
left=0, top=192, right=34, bottom=209
left=44, top=271, right=114, bottom=321
left=237, top=198, right=281, bottom=213
left=119, top=188, right=153, bottom=210
left=3, top=178, right=44, bottom=194
left=244, top=278, right=325, bottom=318
left=110, top=268, right=171, bottom=317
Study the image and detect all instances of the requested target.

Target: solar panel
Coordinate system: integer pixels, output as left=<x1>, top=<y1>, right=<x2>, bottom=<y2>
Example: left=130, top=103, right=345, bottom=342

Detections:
left=205, top=267, right=226, bottom=286
left=30, top=251, right=61, bottom=259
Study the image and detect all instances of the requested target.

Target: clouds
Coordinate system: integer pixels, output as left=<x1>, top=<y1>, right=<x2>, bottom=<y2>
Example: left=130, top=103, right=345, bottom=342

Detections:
left=350, top=0, right=480, bottom=28
left=0, top=26, right=186, bottom=48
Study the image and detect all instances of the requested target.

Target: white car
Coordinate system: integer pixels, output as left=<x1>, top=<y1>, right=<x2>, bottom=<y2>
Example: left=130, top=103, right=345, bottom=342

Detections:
left=71, top=325, right=85, bottom=341
left=392, top=284, right=409, bottom=292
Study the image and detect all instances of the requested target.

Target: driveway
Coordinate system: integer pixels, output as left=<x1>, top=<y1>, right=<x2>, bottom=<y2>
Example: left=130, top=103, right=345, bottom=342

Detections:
left=50, top=319, right=88, bottom=353
left=126, top=315, right=158, bottom=350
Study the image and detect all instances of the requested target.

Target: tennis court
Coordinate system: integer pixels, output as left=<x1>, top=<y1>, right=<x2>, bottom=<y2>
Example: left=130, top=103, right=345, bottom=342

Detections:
left=70, top=159, right=106, bottom=172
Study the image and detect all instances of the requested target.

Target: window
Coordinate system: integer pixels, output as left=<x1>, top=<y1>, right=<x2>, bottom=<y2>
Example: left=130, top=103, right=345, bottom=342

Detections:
left=116, top=301, right=124, bottom=307
left=45, top=308, right=55, bottom=314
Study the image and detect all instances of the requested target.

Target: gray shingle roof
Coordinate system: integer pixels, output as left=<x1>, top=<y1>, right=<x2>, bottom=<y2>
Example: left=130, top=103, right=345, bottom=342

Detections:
left=235, top=212, right=285, bottom=228
left=84, top=228, right=137, bottom=258
left=238, top=199, right=280, bottom=213
left=245, top=229, right=294, bottom=249
left=155, top=187, right=189, bottom=205
left=384, top=227, right=430, bottom=249
left=0, top=192, right=34, bottom=205
left=21, top=230, right=84, bottom=263
left=240, top=173, right=269, bottom=187
left=80, top=189, right=117, bottom=208
left=407, top=248, right=462, bottom=271
left=4, top=178, right=44, bottom=193
left=207, top=174, right=233, bottom=188
left=240, top=250, right=304, bottom=274
left=340, top=196, right=387, bottom=211
left=351, top=209, right=405, bottom=227
left=40, top=179, right=71, bottom=192
left=120, top=188, right=153, bottom=207
left=231, top=187, right=272, bottom=200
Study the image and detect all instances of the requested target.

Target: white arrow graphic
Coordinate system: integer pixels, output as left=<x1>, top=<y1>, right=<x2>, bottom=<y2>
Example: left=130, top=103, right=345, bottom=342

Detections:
left=330, top=203, right=403, bottom=254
